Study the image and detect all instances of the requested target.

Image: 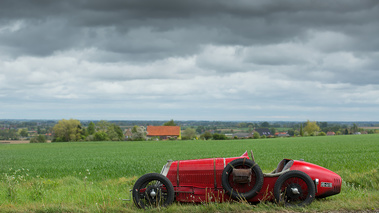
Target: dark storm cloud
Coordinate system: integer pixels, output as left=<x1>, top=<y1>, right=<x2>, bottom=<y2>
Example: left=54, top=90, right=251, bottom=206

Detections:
left=1, top=0, right=378, bottom=59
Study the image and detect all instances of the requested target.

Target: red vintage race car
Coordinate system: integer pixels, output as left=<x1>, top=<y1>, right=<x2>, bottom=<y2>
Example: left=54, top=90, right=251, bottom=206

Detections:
left=132, top=151, right=341, bottom=209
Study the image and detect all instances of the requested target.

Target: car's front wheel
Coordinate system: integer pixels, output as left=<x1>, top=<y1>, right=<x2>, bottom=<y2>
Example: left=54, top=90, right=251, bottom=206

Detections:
left=132, top=173, right=174, bottom=209
left=273, top=170, right=315, bottom=206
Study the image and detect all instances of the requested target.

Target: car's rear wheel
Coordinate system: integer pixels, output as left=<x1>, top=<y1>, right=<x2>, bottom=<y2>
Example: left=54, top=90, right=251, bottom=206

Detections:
left=132, top=173, right=174, bottom=209
left=273, top=170, right=315, bottom=206
left=222, top=158, right=264, bottom=200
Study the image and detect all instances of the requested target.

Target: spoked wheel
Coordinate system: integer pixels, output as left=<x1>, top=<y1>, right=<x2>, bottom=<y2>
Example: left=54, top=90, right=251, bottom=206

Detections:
left=132, top=173, right=174, bottom=209
left=222, top=158, right=264, bottom=200
left=274, top=170, right=315, bottom=206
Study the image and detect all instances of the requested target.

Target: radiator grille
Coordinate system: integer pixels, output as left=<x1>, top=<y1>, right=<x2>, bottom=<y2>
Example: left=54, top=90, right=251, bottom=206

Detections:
left=334, top=178, right=341, bottom=193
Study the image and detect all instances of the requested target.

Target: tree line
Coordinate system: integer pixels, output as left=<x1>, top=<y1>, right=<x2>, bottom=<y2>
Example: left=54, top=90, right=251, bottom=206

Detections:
left=52, top=119, right=124, bottom=142
left=1, top=119, right=377, bottom=143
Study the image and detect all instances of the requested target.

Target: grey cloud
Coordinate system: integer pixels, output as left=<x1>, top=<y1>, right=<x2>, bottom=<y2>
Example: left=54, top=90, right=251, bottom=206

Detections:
left=1, top=20, right=82, bottom=57
left=1, top=0, right=378, bottom=60
left=1, top=0, right=379, bottom=120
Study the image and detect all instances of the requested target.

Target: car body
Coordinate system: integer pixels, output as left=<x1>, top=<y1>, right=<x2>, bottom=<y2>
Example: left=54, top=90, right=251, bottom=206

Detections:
left=132, top=151, right=341, bottom=208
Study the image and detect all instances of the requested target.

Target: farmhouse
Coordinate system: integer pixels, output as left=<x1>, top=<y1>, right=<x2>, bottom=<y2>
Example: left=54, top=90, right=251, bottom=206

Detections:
left=275, top=132, right=290, bottom=137
left=146, top=126, right=181, bottom=140
left=254, top=128, right=272, bottom=137
left=327, top=131, right=336, bottom=136
left=124, top=128, right=132, bottom=139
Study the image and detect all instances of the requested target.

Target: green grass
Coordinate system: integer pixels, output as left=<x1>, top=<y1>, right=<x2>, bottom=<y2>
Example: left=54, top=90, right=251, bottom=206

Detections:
left=0, top=134, right=378, bottom=212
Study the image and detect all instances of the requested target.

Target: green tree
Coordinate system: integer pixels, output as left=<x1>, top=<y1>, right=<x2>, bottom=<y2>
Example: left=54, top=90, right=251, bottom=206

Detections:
left=0, top=129, right=19, bottom=140
left=94, top=131, right=109, bottom=141
left=261, top=122, right=270, bottom=128
left=351, top=123, right=359, bottom=133
left=300, top=124, right=304, bottom=136
left=212, top=133, right=227, bottom=140
left=19, top=129, right=28, bottom=137
left=201, top=131, right=212, bottom=140
left=253, top=132, right=260, bottom=139
left=182, top=128, right=196, bottom=140
left=294, top=130, right=300, bottom=136
left=248, top=125, right=253, bottom=133
left=30, top=135, right=47, bottom=143
left=270, top=128, right=276, bottom=136
left=344, top=128, right=349, bottom=135
left=238, top=123, right=247, bottom=128
left=107, top=124, right=124, bottom=141
left=96, top=120, right=110, bottom=131
left=319, top=122, right=328, bottom=129
left=131, top=126, right=147, bottom=141
left=53, top=119, right=83, bottom=142
left=163, top=119, right=176, bottom=126
left=304, top=120, right=320, bottom=136
left=330, top=125, right=341, bottom=133
left=196, top=126, right=205, bottom=134
left=287, top=129, right=295, bottom=136
left=87, top=122, right=95, bottom=135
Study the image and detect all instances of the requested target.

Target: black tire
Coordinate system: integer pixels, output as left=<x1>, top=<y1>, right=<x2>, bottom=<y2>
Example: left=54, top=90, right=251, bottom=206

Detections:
left=132, top=173, right=175, bottom=209
left=274, top=170, right=315, bottom=207
left=221, top=158, right=264, bottom=200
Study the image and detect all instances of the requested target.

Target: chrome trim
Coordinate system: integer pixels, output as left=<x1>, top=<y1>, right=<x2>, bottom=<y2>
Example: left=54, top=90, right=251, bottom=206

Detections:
left=315, top=178, right=319, bottom=186
left=160, top=160, right=173, bottom=176
left=314, top=178, right=319, bottom=193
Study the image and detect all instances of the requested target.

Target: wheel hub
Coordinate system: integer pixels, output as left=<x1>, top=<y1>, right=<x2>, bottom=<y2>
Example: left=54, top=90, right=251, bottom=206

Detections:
left=286, top=183, right=302, bottom=200
left=145, top=185, right=162, bottom=202
left=291, top=187, right=300, bottom=195
left=150, top=189, right=156, bottom=197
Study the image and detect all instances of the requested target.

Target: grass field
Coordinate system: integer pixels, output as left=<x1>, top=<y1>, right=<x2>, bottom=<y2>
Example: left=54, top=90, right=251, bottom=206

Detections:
left=1, top=134, right=378, bottom=212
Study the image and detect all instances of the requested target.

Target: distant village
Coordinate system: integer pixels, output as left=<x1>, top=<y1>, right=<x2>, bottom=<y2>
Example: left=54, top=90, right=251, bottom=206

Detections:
left=1, top=119, right=378, bottom=143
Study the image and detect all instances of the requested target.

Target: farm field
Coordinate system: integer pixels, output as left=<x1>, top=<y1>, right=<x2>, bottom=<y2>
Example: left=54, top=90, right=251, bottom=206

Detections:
left=362, top=127, right=379, bottom=129
left=1, top=134, right=378, bottom=212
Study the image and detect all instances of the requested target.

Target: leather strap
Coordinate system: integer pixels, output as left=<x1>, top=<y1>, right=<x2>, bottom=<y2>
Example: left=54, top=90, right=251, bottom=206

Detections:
left=176, top=160, right=180, bottom=187
left=214, top=158, right=217, bottom=190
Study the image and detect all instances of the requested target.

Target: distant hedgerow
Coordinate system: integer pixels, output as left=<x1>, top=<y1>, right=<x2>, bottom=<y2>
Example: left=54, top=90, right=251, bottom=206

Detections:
left=30, top=135, right=47, bottom=143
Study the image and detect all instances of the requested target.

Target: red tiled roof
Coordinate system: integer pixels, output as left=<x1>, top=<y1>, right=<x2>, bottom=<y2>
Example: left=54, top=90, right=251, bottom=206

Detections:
left=147, top=126, right=180, bottom=136
left=275, top=132, right=287, bottom=135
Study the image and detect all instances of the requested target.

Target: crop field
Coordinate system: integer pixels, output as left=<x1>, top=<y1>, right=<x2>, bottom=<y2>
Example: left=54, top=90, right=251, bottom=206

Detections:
left=1, top=134, right=378, bottom=212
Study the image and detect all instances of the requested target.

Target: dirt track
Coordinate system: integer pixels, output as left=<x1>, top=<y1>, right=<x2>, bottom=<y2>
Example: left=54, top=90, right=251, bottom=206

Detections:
left=0, top=140, right=30, bottom=144
left=0, top=140, right=52, bottom=144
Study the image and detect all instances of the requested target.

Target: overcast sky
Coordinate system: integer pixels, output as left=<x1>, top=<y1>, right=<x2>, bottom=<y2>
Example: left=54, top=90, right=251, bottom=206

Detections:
left=1, top=0, right=378, bottom=121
